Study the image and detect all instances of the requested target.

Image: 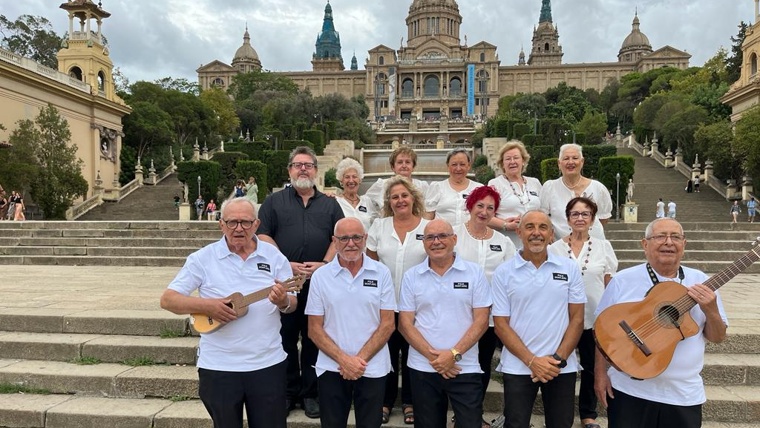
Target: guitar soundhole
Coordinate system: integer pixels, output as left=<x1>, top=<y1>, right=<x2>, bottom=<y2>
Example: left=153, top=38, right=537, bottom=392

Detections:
left=656, top=304, right=680, bottom=328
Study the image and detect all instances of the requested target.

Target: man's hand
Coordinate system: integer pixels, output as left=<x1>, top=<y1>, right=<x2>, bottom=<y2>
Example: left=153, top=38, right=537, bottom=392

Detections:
left=594, top=367, right=614, bottom=408
left=687, top=284, right=718, bottom=312
left=338, top=355, right=367, bottom=380
left=529, top=355, right=561, bottom=383
left=204, top=298, right=237, bottom=323
left=301, top=261, right=326, bottom=275
left=268, top=281, right=289, bottom=308
left=429, top=349, right=460, bottom=378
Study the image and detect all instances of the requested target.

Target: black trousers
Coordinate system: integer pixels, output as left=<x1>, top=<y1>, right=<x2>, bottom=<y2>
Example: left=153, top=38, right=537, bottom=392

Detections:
left=477, top=326, right=499, bottom=400
left=318, top=371, right=386, bottom=428
left=502, top=372, right=576, bottom=428
left=410, top=369, right=483, bottom=428
left=198, top=360, right=287, bottom=428
left=607, top=388, right=702, bottom=428
left=383, top=313, right=412, bottom=408
left=577, top=328, right=598, bottom=420
left=280, top=279, right=319, bottom=400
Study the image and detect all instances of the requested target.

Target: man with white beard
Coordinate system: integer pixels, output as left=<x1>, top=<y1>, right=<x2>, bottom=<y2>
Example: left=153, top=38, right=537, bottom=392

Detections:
left=258, top=146, right=345, bottom=419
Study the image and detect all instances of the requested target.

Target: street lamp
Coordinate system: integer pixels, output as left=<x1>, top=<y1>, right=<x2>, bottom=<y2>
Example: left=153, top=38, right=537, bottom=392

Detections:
left=197, top=175, right=201, bottom=198
left=615, top=173, right=621, bottom=222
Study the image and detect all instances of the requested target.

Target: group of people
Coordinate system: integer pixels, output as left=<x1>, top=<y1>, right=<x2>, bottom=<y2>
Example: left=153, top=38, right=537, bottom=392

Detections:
left=161, top=144, right=727, bottom=428
left=655, top=198, right=677, bottom=219
left=193, top=177, right=259, bottom=221
left=0, top=188, right=25, bottom=221
left=730, top=197, right=756, bottom=223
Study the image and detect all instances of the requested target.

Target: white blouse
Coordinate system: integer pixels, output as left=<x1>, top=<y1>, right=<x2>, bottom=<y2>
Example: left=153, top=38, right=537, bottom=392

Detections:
left=540, top=178, right=612, bottom=240
left=365, top=177, right=429, bottom=214
left=487, top=175, right=542, bottom=247
left=548, top=238, right=618, bottom=329
left=425, top=179, right=482, bottom=228
left=337, top=195, right=376, bottom=232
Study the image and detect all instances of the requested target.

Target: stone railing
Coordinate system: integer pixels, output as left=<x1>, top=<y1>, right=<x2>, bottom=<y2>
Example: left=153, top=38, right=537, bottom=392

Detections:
left=115, top=179, right=141, bottom=201
left=0, top=46, right=91, bottom=95
left=65, top=194, right=103, bottom=220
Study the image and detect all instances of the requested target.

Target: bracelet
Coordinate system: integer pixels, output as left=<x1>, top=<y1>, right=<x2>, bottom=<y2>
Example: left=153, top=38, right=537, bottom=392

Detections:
left=278, top=298, right=291, bottom=313
left=527, top=355, right=535, bottom=368
left=502, top=221, right=508, bottom=231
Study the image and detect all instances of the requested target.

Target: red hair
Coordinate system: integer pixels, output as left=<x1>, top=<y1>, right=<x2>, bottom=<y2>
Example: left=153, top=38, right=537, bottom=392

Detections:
left=466, top=186, right=501, bottom=212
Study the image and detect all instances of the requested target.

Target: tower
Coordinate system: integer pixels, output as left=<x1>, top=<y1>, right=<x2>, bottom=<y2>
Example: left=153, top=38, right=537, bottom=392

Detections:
left=232, top=25, right=262, bottom=73
left=406, top=0, right=462, bottom=48
left=528, top=0, right=563, bottom=66
left=618, top=10, right=653, bottom=63
left=57, top=0, right=120, bottom=102
left=312, top=1, right=344, bottom=71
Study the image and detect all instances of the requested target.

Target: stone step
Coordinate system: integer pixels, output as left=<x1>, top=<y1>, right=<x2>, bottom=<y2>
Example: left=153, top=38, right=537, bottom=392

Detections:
left=606, top=230, right=760, bottom=241
left=617, top=260, right=760, bottom=274
left=0, top=228, right=221, bottom=239
left=606, top=222, right=760, bottom=232
left=0, top=237, right=216, bottom=248
left=0, top=360, right=757, bottom=423
left=614, top=249, right=758, bottom=263
left=0, top=309, right=187, bottom=336
left=611, top=240, right=754, bottom=251
left=0, top=246, right=201, bottom=258
left=0, top=221, right=219, bottom=231
left=0, top=332, right=198, bottom=365
left=0, top=255, right=187, bottom=266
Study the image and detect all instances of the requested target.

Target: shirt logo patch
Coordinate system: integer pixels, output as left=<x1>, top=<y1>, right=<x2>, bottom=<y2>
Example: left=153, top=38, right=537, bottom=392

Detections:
left=462, top=194, right=469, bottom=199
left=552, top=272, right=568, bottom=281
left=453, top=282, right=469, bottom=289
left=363, top=279, right=378, bottom=288
left=257, top=263, right=271, bottom=273
left=489, top=245, right=502, bottom=251
left=416, top=234, right=424, bottom=240
left=358, top=206, right=368, bottom=213
left=529, top=191, right=539, bottom=196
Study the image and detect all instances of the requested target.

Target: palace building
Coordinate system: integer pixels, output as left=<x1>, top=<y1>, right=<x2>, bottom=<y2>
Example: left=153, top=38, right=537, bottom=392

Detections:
left=722, top=0, right=760, bottom=122
left=197, top=0, right=690, bottom=143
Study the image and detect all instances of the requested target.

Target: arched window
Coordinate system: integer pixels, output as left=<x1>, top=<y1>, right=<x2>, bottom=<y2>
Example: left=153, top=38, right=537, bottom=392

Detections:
left=424, top=75, right=439, bottom=97
left=402, top=79, right=414, bottom=97
left=480, top=52, right=485, bottom=62
left=212, top=78, right=225, bottom=87
left=544, top=42, right=550, bottom=52
left=449, top=77, right=462, bottom=96
left=379, top=56, right=385, bottom=65
left=97, top=71, right=105, bottom=90
left=69, top=66, right=83, bottom=81
left=752, top=53, right=758, bottom=76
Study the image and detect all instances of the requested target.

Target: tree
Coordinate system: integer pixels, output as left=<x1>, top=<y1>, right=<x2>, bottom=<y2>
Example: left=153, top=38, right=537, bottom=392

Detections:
left=229, top=70, right=299, bottom=101
left=727, top=21, right=748, bottom=84
left=0, top=14, right=63, bottom=69
left=7, top=105, right=87, bottom=219
left=576, top=110, right=608, bottom=144
left=734, top=106, right=760, bottom=182
left=693, top=122, right=741, bottom=181
left=154, top=77, right=201, bottom=96
left=200, top=87, right=241, bottom=141
left=122, top=101, right=174, bottom=160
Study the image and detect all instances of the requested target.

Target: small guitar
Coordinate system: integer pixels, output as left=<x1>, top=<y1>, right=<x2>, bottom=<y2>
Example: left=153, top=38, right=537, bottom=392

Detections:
left=594, top=240, right=760, bottom=380
left=190, top=274, right=306, bottom=334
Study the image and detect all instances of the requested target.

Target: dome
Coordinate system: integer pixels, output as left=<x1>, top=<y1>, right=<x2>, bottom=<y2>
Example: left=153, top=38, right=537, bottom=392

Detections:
left=233, top=29, right=260, bottom=63
left=620, top=14, right=651, bottom=51
left=410, top=0, right=459, bottom=10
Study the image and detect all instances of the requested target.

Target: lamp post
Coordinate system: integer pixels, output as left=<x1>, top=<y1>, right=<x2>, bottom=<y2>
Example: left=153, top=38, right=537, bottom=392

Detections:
left=615, top=172, right=621, bottom=222
left=197, top=175, right=201, bottom=198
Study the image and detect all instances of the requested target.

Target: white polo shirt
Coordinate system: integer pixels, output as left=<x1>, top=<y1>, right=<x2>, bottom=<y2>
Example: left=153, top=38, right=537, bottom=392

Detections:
left=548, top=238, right=618, bottom=329
left=540, top=178, right=612, bottom=240
left=399, top=255, right=492, bottom=374
left=367, top=216, right=429, bottom=303
left=337, top=194, right=377, bottom=232
left=595, top=264, right=728, bottom=406
left=365, top=177, right=430, bottom=213
left=168, top=236, right=293, bottom=372
left=492, top=252, right=586, bottom=375
left=487, top=175, right=542, bottom=248
left=424, top=179, right=482, bottom=227
left=305, top=254, right=397, bottom=378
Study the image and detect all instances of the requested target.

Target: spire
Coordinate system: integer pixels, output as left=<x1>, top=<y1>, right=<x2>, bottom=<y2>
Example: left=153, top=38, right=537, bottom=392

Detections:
left=350, top=51, right=358, bottom=70
left=539, top=0, right=553, bottom=23
left=312, top=1, right=344, bottom=70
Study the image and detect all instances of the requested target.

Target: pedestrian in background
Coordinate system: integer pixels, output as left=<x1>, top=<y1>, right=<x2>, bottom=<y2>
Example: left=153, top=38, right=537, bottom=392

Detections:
left=730, top=200, right=741, bottom=224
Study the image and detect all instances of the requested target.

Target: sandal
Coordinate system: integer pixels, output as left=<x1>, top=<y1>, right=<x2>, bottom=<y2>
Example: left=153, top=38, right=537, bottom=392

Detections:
left=382, top=407, right=391, bottom=424
left=402, top=404, right=414, bottom=425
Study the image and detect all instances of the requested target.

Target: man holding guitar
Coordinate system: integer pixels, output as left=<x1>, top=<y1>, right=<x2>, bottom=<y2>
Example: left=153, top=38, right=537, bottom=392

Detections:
left=594, top=218, right=728, bottom=428
left=160, top=197, right=296, bottom=428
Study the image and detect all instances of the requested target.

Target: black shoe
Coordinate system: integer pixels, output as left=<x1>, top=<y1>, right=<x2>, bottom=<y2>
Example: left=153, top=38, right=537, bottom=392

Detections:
left=285, top=398, right=296, bottom=415
left=303, top=397, right=320, bottom=419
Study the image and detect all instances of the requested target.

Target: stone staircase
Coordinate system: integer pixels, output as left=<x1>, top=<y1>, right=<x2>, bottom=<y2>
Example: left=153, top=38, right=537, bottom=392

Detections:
left=78, top=174, right=184, bottom=221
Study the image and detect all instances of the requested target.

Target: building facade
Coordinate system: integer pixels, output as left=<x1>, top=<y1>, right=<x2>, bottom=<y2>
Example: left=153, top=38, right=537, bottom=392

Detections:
left=722, top=0, right=760, bottom=122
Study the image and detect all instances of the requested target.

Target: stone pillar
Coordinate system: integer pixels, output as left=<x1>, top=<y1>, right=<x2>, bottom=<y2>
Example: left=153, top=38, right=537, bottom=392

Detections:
left=674, top=147, right=683, bottom=168
left=436, top=135, right=445, bottom=149
left=743, top=175, right=754, bottom=201
left=93, top=171, right=104, bottom=196
left=623, top=203, right=639, bottom=223
left=192, top=138, right=200, bottom=161
left=179, top=203, right=191, bottom=221
left=651, top=133, right=659, bottom=156
left=691, top=154, right=701, bottom=180
left=704, top=159, right=714, bottom=181
left=147, top=159, right=157, bottom=185
left=134, top=157, right=144, bottom=185
left=202, top=143, right=209, bottom=161
left=392, top=136, right=400, bottom=150
left=615, top=123, right=623, bottom=148
left=726, top=179, right=738, bottom=200
left=664, top=148, right=674, bottom=168
left=642, top=136, right=650, bottom=157
left=169, top=147, right=176, bottom=172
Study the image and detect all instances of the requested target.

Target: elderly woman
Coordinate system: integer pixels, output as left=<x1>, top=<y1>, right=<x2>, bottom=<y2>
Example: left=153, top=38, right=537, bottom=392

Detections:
left=548, top=197, right=617, bottom=428
left=454, top=185, right=515, bottom=428
left=487, top=140, right=542, bottom=248
left=541, top=143, right=612, bottom=239
left=365, top=147, right=429, bottom=214
left=424, top=148, right=481, bottom=227
left=366, top=175, right=429, bottom=425
left=335, top=157, right=376, bottom=231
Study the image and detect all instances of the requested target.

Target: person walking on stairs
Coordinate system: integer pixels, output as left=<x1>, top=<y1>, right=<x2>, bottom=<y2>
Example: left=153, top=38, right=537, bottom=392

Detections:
left=730, top=200, right=741, bottom=224
left=655, top=198, right=665, bottom=219
left=748, top=197, right=756, bottom=223
left=667, top=200, right=676, bottom=219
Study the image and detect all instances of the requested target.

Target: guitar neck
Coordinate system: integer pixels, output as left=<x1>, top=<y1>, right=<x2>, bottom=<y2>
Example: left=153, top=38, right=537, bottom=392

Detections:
left=238, top=286, right=275, bottom=309
left=704, top=246, right=760, bottom=293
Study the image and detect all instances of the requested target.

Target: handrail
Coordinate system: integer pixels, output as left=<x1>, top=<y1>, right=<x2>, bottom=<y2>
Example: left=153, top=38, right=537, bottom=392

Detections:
left=65, top=194, right=103, bottom=220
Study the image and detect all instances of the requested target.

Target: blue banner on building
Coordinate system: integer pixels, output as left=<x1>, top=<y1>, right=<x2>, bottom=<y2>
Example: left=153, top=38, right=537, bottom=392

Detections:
left=466, top=64, right=475, bottom=116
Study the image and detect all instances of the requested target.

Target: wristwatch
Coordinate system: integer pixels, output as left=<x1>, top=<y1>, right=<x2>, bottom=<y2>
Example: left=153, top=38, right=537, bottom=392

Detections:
left=451, top=348, right=463, bottom=362
left=552, top=353, right=567, bottom=368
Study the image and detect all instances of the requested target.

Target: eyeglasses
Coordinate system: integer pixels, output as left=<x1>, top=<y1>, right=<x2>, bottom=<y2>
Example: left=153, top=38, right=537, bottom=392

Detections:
left=422, top=233, right=454, bottom=242
left=223, top=219, right=255, bottom=229
left=569, top=211, right=592, bottom=219
left=289, top=162, right=316, bottom=170
left=646, top=234, right=685, bottom=244
left=335, top=234, right=365, bottom=244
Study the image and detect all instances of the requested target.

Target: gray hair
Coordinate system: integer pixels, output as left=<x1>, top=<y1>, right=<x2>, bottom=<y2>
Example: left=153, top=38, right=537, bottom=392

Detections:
left=288, top=146, right=318, bottom=166
left=559, top=143, right=584, bottom=160
left=335, top=158, right=364, bottom=181
left=644, top=218, right=684, bottom=238
left=518, top=209, right=553, bottom=232
left=220, top=197, right=257, bottom=218
left=446, top=148, right=471, bottom=164
left=334, top=217, right=366, bottom=235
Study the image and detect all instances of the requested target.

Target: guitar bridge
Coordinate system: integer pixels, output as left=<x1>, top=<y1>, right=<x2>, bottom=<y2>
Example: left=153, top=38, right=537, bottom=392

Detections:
left=619, top=320, right=652, bottom=357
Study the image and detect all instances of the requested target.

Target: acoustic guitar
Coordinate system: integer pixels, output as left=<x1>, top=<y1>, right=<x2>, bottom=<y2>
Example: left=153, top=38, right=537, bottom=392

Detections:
left=594, top=242, right=760, bottom=380
left=190, top=274, right=306, bottom=334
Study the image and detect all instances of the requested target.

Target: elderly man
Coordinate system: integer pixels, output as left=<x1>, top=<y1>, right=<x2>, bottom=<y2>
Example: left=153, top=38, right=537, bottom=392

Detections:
left=398, top=219, right=491, bottom=428
left=305, top=217, right=396, bottom=428
left=257, top=146, right=344, bottom=418
left=160, top=197, right=295, bottom=428
left=492, top=210, right=586, bottom=428
left=594, top=218, right=728, bottom=428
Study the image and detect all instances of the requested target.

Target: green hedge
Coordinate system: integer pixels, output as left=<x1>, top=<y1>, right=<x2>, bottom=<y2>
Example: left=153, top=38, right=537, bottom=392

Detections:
left=540, top=158, right=561, bottom=182
left=263, top=150, right=291, bottom=189
left=177, top=160, right=222, bottom=213
left=225, top=141, right=270, bottom=161
left=513, top=123, right=531, bottom=141
left=212, top=152, right=250, bottom=197
left=236, top=160, right=268, bottom=202
left=282, top=140, right=314, bottom=152
left=580, top=145, right=617, bottom=179
left=597, top=156, right=636, bottom=218
left=303, top=129, right=326, bottom=155
left=522, top=134, right=544, bottom=146
left=525, top=145, right=555, bottom=179
left=474, top=164, right=495, bottom=184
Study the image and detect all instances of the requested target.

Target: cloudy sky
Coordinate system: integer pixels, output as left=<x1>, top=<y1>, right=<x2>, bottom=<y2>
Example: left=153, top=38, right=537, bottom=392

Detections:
left=4, top=0, right=752, bottom=84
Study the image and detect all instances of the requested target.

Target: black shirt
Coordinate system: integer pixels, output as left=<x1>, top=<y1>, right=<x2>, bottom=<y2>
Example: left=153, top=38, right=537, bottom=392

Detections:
left=258, top=185, right=344, bottom=263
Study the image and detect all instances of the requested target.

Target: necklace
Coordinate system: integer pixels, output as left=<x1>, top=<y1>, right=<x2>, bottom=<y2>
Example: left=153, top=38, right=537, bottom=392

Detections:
left=343, top=194, right=360, bottom=203
left=507, top=176, right=531, bottom=206
left=562, top=176, right=582, bottom=190
left=465, top=221, right=489, bottom=240
left=567, top=235, right=591, bottom=275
